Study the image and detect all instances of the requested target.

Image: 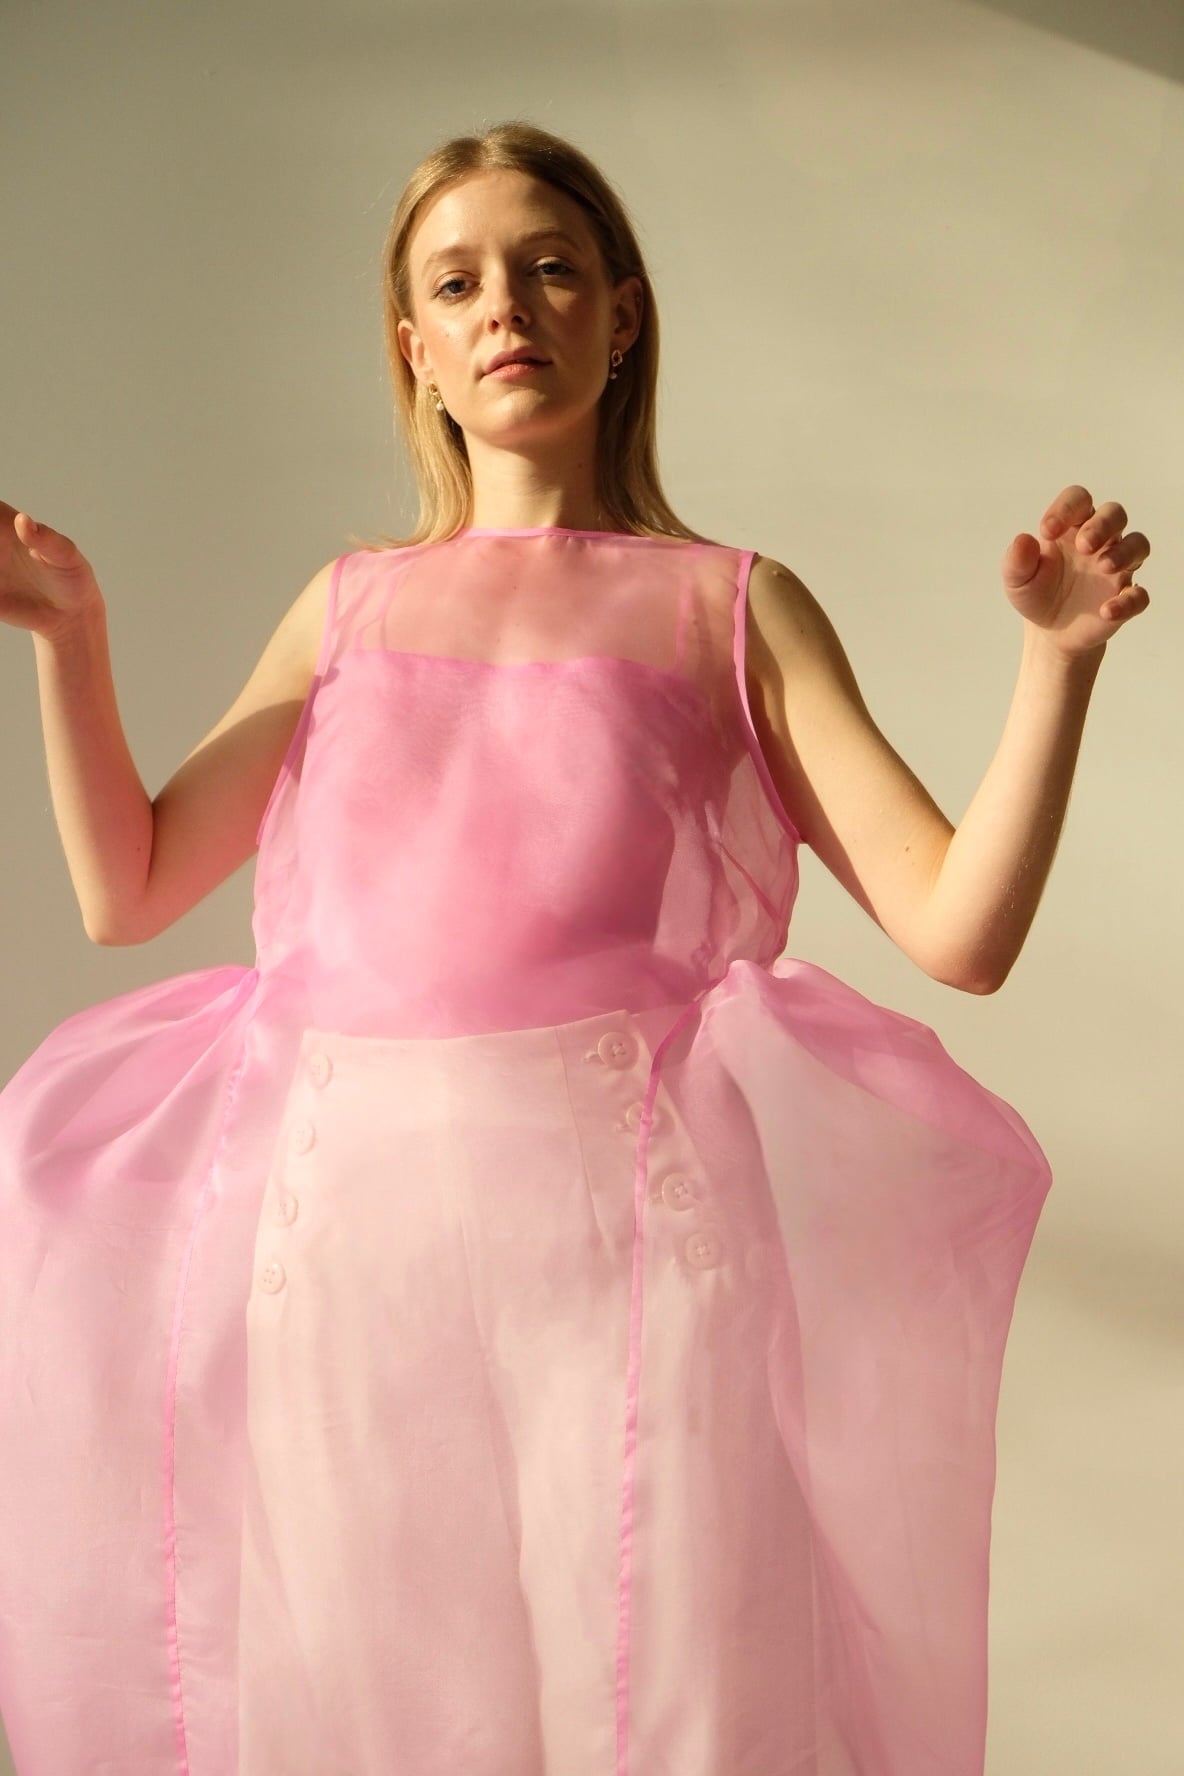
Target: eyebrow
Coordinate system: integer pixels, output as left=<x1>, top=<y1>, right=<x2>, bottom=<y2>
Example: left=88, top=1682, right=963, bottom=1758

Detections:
left=420, top=229, right=584, bottom=275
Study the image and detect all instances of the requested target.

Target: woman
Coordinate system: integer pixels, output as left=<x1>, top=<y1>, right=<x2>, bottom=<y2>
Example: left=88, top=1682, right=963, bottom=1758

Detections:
left=0, top=121, right=1150, bottom=1776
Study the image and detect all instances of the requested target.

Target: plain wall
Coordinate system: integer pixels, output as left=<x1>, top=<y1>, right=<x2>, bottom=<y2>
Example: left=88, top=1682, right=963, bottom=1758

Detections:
left=2, top=1, right=1181, bottom=1770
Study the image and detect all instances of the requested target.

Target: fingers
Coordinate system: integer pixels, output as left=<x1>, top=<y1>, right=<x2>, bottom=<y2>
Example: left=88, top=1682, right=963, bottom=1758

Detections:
left=13, top=511, right=78, bottom=567
left=1076, top=501, right=1128, bottom=552
left=1095, top=530, right=1151, bottom=574
left=1102, top=583, right=1150, bottom=621
left=1041, top=489, right=1145, bottom=565
left=14, top=511, right=51, bottom=545
left=1042, top=486, right=1095, bottom=537
left=15, top=512, right=52, bottom=555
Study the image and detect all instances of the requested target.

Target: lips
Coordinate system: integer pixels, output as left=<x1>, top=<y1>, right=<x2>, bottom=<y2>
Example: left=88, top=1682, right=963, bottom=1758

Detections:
left=485, top=349, right=550, bottom=374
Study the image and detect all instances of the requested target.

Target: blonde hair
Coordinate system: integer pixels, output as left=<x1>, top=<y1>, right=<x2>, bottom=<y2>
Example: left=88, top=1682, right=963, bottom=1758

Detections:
left=348, top=120, right=720, bottom=551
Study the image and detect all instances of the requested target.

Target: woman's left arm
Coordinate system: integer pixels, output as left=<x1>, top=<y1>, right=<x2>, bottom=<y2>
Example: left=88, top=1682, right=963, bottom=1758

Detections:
left=745, top=484, right=1152, bottom=994
left=930, top=483, right=1150, bottom=991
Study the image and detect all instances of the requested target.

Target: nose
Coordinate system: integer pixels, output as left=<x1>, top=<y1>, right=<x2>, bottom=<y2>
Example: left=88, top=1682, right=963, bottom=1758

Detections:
left=482, top=269, right=531, bottom=332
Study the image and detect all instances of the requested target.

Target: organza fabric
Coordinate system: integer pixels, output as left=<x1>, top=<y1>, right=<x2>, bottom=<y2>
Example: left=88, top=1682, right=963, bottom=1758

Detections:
left=0, top=529, right=1052, bottom=1775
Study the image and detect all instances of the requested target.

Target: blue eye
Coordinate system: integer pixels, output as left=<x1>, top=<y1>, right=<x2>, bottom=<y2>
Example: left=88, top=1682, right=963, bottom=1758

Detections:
left=434, top=260, right=572, bottom=299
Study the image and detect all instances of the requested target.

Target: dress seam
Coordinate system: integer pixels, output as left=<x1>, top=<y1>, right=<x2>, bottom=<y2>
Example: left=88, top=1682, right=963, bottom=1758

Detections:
left=163, top=975, right=259, bottom=1776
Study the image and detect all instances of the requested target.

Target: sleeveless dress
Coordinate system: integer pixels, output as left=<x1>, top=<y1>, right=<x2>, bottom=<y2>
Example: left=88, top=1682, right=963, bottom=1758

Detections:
left=0, top=527, right=1052, bottom=1776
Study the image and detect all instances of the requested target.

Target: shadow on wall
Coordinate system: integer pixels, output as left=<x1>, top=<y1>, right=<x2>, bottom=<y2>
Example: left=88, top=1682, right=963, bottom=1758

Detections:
left=974, top=0, right=1184, bottom=83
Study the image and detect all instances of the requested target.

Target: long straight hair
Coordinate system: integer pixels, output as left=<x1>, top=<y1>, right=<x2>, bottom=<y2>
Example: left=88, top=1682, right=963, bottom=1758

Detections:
left=349, top=121, right=719, bottom=551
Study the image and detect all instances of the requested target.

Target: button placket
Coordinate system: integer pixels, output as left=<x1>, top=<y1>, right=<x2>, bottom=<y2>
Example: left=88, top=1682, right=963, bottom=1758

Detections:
left=274, top=1115, right=315, bottom=1227
left=582, top=1023, right=726, bottom=1275
left=631, top=1041, right=724, bottom=1273
left=261, top=1048, right=332, bottom=1291
left=581, top=1026, right=653, bottom=1135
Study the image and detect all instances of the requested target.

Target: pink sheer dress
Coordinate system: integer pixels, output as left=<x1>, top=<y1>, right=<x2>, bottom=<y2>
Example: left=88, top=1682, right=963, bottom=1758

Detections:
left=0, top=528, right=1051, bottom=1775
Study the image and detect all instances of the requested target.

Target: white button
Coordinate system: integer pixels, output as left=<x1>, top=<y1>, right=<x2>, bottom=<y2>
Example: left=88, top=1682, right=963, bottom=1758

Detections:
left=275, top=1192, right=299, bottom=1226
left=307, top=1051, right=333, bottom=1087
left=596, top=1030, right=639, bottom=1069
left=660, top=1171, right=701, bottom=1211
left=622, top=1100, right=663, bottom=1133
left=259, top=1259, right=287, bottom=1293
left=685, top=1228, right=723, bottom=1271
left=290, top=1120, right=316, bottom=1154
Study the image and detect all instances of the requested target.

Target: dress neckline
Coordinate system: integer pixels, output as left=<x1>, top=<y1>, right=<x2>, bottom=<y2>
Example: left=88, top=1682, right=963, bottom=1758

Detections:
left=457, top=526, right=650, bottom=540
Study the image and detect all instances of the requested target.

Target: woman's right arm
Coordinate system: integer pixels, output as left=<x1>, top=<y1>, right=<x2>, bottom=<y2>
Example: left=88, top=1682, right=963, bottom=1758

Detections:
left=4, top=504, right=334, bottom=946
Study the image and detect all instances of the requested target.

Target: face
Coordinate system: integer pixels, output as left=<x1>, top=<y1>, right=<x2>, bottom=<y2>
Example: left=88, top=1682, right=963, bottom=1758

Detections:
left=397, top=168, right=643, bottom=454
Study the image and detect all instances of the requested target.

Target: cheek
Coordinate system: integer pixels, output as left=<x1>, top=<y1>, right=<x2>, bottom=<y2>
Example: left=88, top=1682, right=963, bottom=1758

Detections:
left=564, top=289, right=602, bottom=326
left=413, top=311, right=464, bottom=366
left=432, top=324, right=469, bottom=365
left=553, top=293, right=609, bottom=358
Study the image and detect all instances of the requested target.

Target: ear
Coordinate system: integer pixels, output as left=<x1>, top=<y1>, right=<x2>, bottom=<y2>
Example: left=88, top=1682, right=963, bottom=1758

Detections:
left=611, top=274, right=645, bottom=355
left=396, top=316, right=428, bottom=377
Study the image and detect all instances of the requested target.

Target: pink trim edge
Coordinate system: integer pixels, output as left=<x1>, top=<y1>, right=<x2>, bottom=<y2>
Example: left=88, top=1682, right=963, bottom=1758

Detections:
left=732, top=550, right=804, bottom=848
left=459, top=526, right=679, bottom=540
left=254, top=551, right=350, bottom=852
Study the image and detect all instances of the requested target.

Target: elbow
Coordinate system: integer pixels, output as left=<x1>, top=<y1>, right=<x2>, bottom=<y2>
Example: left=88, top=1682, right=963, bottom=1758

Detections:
left=84, top=906, right=153, bottom=947
left=922, top=950, right=1007, bottom=995
left=955, top=962, right=1012, bottom=994
left=930, top=969, right=998, bottom=995
left=83, top=907, right=114, bottom=945
left=964, top=950, right=1018, bottom=994
left=86, top=918, right=129, bottom=947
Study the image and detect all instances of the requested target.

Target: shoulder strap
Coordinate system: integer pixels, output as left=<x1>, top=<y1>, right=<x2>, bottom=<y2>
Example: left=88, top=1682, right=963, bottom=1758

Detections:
left=254, top=551, right=350, bottom=851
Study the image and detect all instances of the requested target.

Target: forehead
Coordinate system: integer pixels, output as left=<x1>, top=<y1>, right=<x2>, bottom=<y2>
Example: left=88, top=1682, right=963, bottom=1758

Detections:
left=410, top=171, right=593, bottom=272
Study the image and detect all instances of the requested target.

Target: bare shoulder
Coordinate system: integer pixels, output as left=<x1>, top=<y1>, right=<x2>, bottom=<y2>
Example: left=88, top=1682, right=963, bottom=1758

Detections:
left=239, top=551, right=339, bottom=691
left=740, top=551, right=879, bottom=853
left=291, top=553, right=338, bottom=676
left=743, top=552, right=852, bottom=702
left=746, top=552, right=833, bottom=653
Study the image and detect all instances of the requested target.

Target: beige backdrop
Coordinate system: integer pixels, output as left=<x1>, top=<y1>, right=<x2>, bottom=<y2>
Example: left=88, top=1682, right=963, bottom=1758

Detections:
left=2, top=1, right=1181, bottom=1771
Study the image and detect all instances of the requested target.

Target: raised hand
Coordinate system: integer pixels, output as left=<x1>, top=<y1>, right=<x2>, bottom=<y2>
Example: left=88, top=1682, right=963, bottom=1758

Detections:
left=0, top=503, right=104, bottom=640
left=1001, top=485, right=1151, bottom=660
